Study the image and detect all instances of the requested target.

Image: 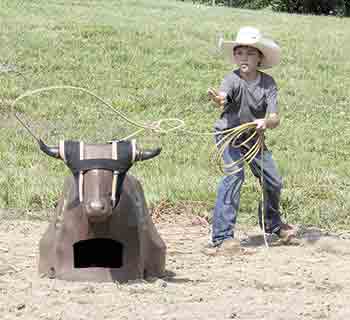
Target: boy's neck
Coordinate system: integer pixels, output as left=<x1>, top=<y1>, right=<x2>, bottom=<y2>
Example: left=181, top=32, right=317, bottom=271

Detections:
left=239, top=70, right=259, bottom=82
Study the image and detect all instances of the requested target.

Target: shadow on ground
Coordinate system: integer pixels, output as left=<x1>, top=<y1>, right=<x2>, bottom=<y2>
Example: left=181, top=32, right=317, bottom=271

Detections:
left=239, top=225, right=349, bottom=248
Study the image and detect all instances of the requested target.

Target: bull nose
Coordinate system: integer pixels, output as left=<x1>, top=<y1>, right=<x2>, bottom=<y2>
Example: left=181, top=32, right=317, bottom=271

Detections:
left=87, top=200, right=107, bottom=213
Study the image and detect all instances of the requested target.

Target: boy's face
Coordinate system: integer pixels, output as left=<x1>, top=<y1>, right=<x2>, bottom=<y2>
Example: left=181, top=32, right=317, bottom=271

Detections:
left=233, top=46, right=262, bottom=74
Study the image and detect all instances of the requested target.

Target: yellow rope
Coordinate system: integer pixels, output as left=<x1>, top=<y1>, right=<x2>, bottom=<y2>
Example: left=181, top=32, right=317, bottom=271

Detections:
left=260, top=135, right=269, bottom=248
left=212, top=122, right=262, bottom=176
left=11, top=85, right=263, bottom=176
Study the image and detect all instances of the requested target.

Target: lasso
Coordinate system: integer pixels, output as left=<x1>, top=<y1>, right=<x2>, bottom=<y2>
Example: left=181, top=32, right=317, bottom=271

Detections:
left=12, top=85, right=269, bottom=248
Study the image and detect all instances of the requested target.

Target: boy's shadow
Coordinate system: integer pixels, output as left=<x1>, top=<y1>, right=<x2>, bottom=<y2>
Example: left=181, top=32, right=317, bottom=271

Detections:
left=239, top=226, right=338, bottom=248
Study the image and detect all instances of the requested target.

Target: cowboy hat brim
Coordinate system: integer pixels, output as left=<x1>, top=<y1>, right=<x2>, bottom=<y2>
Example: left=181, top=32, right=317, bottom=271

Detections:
left=222, top=38, right=281, bottom=69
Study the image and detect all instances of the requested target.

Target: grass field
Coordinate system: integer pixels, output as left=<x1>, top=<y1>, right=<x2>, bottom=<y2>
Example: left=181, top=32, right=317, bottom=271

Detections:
left=1, top=0, right=350, bottom=230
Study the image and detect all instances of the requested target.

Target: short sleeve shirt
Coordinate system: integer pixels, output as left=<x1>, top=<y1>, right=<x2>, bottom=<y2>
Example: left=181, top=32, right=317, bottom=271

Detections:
left=214, top=69, right=278, bottom=131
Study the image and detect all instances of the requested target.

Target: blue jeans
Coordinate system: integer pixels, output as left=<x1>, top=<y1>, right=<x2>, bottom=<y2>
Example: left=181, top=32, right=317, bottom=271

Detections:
left=212, top=135, right=283, bottom=246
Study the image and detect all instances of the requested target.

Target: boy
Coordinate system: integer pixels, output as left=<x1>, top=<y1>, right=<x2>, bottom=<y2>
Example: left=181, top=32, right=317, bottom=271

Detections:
left=207, top=27, right=296, bottom=254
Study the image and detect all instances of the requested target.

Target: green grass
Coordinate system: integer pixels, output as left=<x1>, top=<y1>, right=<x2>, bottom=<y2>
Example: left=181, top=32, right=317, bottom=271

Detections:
left=1, top=0, right=350, bottom=230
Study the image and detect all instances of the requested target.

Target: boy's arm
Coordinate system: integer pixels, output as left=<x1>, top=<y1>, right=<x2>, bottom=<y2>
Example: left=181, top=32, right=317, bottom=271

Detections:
left=255, top=80, right=280, bottom=131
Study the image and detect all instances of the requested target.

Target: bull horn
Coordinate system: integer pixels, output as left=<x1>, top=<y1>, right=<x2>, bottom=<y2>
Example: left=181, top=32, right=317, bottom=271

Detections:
left=135, top=147, right=162, bottom=162
left=38, top=139, right=60, bottom=159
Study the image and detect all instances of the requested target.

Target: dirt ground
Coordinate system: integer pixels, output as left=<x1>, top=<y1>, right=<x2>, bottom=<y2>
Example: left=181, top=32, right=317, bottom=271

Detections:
left=1, top=211, right=350, bottom=320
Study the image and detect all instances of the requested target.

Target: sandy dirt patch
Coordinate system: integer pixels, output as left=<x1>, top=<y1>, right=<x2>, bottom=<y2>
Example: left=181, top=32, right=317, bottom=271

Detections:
left=1, top=213, right=350, bottom=320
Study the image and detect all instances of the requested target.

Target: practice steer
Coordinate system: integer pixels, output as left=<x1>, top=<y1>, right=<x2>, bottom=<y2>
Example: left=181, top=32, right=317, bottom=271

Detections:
left=38, top=139, right=166, bottom=282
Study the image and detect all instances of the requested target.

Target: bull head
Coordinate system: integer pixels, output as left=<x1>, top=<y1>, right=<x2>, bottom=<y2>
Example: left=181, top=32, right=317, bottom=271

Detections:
left=38, top=139, right=161, bottom=223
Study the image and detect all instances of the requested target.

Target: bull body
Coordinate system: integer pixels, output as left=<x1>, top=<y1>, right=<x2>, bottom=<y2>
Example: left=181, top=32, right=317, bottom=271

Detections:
left=38, top=142, right=166, bottom=282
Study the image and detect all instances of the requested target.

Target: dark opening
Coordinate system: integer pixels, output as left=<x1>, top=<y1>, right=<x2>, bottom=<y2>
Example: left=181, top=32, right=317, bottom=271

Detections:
left=73, top=238, right=123, bottom=268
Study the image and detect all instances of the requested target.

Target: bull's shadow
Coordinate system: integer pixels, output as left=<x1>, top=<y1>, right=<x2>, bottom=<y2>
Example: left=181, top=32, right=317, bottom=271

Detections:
left=38, top=139, right=167, bottom=283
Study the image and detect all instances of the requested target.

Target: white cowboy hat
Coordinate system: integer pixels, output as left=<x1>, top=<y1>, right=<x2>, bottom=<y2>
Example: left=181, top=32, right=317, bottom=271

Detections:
left=222, top=27, right=281, bottom=69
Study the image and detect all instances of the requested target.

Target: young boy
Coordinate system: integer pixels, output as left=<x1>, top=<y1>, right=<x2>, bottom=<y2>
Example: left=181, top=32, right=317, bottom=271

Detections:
left=207, top=26, right=296, bottom=254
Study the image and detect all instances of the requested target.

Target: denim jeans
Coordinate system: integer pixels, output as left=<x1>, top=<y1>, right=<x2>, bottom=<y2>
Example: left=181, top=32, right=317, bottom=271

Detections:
left=212, top=134, right=283, bottom=246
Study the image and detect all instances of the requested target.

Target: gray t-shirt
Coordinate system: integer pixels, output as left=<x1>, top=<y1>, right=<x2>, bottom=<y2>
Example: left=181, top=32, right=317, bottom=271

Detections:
left=214, top=70, right=278, bottom=131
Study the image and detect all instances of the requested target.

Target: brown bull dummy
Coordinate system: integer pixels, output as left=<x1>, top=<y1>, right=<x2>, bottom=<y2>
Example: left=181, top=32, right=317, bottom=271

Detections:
left=38, top=139, right=166, bottom=282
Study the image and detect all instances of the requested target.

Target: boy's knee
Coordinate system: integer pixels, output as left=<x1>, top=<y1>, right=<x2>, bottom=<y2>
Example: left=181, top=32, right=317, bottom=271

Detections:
left=262, top=172, right=282, bottom=192
left=268, top=176, right=282, bottom=192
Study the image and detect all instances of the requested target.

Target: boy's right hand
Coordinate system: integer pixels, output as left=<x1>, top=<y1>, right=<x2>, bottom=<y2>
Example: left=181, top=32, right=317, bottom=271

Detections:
left=208, top=88, right=226, bottom=107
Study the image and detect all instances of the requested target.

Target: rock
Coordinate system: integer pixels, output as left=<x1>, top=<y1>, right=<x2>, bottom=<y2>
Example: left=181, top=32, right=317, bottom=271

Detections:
left=156, top=279, right=168, bottom=288
left=16, top=303, right=26, bottom=310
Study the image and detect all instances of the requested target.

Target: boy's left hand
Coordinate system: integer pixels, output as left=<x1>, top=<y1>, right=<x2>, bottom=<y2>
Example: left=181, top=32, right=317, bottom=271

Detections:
left=254, top=119, right=266, bottom=132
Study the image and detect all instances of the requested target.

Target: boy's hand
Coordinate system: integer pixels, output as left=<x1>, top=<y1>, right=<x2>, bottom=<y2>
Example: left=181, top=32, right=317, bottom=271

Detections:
left=254, top=118, right=267, bottom=133
left=254, top=113, right=280, bottom=132
left=208, top=88, right=226, bottom=107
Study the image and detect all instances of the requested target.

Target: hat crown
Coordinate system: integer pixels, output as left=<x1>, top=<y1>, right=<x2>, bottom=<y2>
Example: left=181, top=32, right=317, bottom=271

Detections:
left=235, top=27, right=262, bottom=44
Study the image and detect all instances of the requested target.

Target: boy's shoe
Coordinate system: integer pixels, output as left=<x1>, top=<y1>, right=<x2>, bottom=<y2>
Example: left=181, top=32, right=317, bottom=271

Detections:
left=276, top=223, right=298, bottom=244
left=201, top=242, right=220, bottom=256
